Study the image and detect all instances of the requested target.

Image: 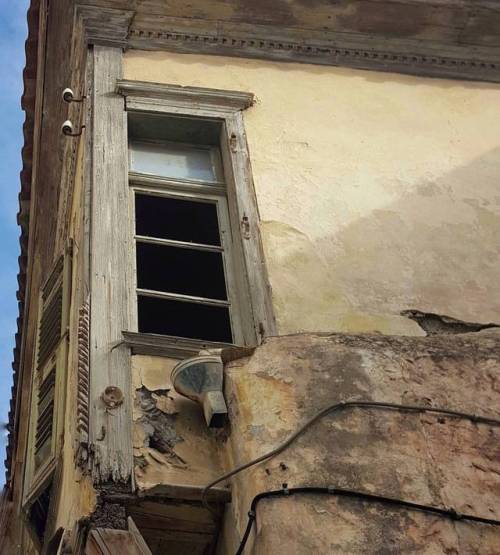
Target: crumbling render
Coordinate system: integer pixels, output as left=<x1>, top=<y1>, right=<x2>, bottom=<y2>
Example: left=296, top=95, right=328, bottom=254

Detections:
left=90, top=501, right=127, bottom=530
left=89, top=482, right=145, bottom=532
left=134, top=386, right=186, bottom=467
left=401, top=309, right=500, bottom=336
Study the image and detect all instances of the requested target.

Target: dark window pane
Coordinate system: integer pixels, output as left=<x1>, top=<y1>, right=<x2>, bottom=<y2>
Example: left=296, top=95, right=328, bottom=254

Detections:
left=138, top=296, right=233, bottom=343
left=136, top=242, right=228, bottom=300
left=135, top=193, right=221, bottom=246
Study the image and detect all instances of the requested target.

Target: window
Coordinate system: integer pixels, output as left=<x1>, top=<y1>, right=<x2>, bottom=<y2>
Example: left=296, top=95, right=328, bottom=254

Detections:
left=88, top=51, right=276, bottom=482
left=126, top=106, right=269, bottom=349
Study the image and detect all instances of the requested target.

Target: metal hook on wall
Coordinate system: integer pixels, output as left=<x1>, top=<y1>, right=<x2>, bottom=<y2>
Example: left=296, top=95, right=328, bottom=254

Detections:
left=61, top=120, right=85, bottom=137
left=62, top=88, right=86, bottom=103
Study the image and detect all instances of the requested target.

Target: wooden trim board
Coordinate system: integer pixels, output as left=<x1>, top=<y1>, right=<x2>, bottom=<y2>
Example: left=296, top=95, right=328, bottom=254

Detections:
left=89, top=46, right=134, bottom=485
left=75, top=4, right=500, bottom=83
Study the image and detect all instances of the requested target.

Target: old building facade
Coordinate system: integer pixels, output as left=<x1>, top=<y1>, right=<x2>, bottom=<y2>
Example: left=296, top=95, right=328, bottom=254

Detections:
left=1, top=1, right=500, bottom=553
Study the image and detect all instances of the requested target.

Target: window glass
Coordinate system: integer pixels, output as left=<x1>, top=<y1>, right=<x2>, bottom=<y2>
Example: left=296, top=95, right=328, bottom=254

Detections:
left=138, top=296, right=233, bottom=343
left=130, top=140, right=218, bottom=182
left=135, top=193, right=221, bottom=246
left=136, top=242, right=228, bottom=300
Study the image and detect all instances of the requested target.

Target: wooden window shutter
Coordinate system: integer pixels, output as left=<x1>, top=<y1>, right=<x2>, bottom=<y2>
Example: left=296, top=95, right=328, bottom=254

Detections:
left=33, top=366, right=56, bottom=472
left=24, top=247, right=72, bottom=506
left=37, top=256, right=64, bottom=371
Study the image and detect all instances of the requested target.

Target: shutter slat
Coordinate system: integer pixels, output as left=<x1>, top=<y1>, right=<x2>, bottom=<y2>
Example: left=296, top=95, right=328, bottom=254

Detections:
left=41, top=256, right=64, bottom=302
left=34, top=367, right=56, bottom=470
left=34, top=258, right=62, bottom=469
left=37, top=287, right=63, bottom=369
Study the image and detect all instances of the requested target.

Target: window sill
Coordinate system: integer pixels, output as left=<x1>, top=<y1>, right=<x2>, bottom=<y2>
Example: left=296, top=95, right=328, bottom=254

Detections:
left=122, top=330, right=233, bottom=360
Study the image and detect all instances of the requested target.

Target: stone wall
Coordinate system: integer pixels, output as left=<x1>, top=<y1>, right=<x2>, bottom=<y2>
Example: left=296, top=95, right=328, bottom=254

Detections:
left=218, top=331, right=500, bottom=554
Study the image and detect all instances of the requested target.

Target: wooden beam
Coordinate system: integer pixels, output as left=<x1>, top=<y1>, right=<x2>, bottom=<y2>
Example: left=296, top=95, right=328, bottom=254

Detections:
left=77, top=5, right=134, bottom=48
left=122, top=331, right=232, bottom=360
left=75, top=4, right=500, bottom=83
left=116, top=79, right=255, bottom=111
left=84, top=519, right=153, bottom=554
left=86, top=529, right=149, bottom=555
left=90, top=46, right=134, bottom=484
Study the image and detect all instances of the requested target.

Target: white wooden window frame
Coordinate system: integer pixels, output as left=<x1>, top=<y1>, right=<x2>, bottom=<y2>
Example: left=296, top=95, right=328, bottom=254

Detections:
left=130, top=182, right=246, bottom=346
left=117, top=78, right=276, bottom=356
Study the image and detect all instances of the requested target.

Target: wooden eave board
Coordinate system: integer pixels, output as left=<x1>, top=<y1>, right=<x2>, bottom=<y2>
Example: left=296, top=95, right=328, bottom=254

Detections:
left=77, top=0, right=500, bottom=48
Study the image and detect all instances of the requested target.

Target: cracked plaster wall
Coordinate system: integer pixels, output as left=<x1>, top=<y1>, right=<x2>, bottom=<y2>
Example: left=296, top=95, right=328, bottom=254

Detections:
left=124, top=51, right=500, bottom=335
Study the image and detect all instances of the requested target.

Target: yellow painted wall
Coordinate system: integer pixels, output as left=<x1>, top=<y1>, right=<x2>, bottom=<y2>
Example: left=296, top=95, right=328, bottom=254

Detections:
left=124, top=51, right=500, bottom=335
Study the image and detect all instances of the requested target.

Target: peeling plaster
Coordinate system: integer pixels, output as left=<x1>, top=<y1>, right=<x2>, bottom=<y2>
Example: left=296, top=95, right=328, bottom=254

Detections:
left=135, top=386, right=184, bottom=462
left=401, top=309, right=500, bottom=336
left=131, top=355, right=226, bottom=493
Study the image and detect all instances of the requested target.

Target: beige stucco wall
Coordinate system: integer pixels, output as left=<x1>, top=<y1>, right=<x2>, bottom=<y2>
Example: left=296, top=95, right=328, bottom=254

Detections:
left=124, top=51, right=500, bottom=336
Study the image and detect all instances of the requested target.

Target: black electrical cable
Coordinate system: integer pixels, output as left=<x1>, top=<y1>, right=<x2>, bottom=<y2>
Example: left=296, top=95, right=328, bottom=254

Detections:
left=202, top=400, right=500, bottom=512
left=235, top=485, right=500, bottom=555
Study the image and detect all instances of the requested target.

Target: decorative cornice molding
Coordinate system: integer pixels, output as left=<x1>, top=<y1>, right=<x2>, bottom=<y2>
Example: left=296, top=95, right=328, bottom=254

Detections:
left=126, top=26, right=500, bottom=83
left=116, top=79, right=255, bottom=112
left=76, top=4, right=500, bottom=83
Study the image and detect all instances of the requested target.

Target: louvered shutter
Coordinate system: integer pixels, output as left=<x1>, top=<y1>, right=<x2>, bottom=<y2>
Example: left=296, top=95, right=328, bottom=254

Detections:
left=24, top=248, right=72, bottom=504
left=37, top=256, right=64, bottom=370
left=34, top=366, right=56, bottom=471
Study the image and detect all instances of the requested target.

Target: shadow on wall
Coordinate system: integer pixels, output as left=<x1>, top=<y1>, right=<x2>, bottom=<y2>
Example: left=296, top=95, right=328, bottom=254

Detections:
left=262, top=148, right=500, bottom=335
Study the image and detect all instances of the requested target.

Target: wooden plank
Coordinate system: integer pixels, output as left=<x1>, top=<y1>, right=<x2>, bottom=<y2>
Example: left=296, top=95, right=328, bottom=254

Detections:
left=90, top=46, right=134, bottom=484
left=129, top=172, right=226, bottom=196
left=83, top=47, right=94, bottom=299
left=86, top=529, right=150, bottom=555
left=128, top=517, right=153, bottom=555
left=129, top=501, right=215, bottom=528
left=135, top=482, right=231, bottom=504
left=77, top=5, right=134, bottom=47
left=54, top=528, right=71, bottom=555
left=135, top=235, right=224, bottom=253
left=137, top=289, right=230, bottom=307
left=122, top=330, right=232, bottom=359
left=54, top=23, right=88, bottom=258
left=76, top=3, right=500, bottom=83
left=116, top=79, right=254, bottom=111
left=86, top=530, right=112, bottom=555
left=222, top=112, right=277, bottom=342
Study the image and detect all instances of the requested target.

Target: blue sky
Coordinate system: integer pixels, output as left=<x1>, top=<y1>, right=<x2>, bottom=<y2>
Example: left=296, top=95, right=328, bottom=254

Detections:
left=0, top=1, right=30, bottom=483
